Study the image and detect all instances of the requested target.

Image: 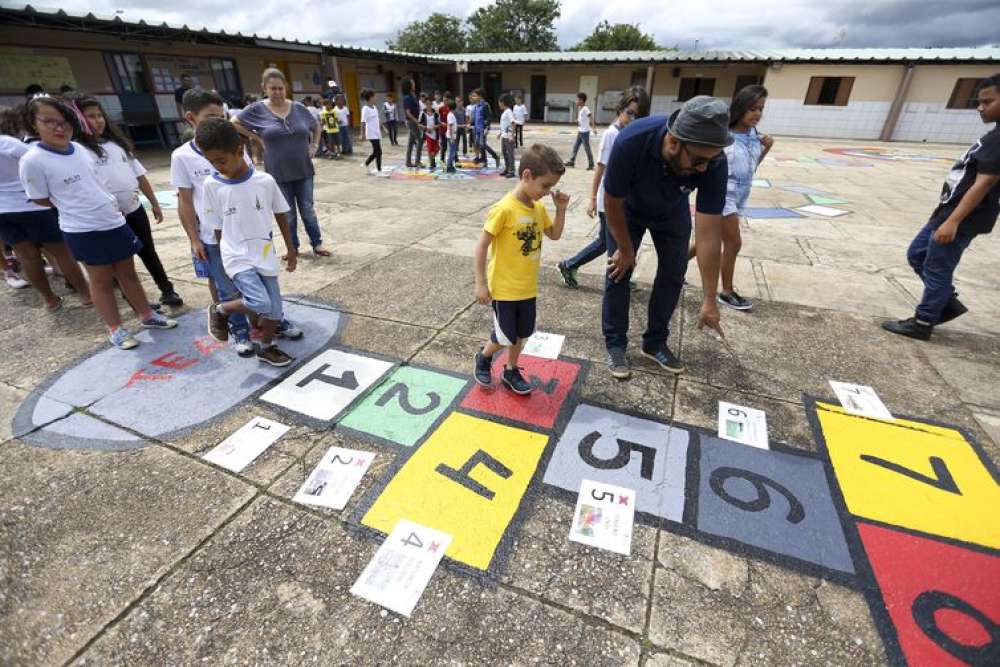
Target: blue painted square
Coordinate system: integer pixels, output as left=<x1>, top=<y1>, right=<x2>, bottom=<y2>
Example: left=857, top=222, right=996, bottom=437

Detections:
left=696, top=436, right=855, bottom=574
left=745, top=207, right=804, bottom=219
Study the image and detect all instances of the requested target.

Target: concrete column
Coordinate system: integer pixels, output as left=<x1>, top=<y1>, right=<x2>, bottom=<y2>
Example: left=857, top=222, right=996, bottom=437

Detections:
left=459, top=71, right=464, bottom=100
left=880, top=63, right=915, bottom=142
left=645, top=64, right=655, bottom=95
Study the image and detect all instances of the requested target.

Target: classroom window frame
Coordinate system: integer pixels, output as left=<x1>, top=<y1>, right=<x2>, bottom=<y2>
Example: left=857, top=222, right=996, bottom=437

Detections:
left=678, top=77, right=717, bottom=102
left=630, top=70, right=647, bottom=87
left=733, top=74, right=764, bottom=97
left=804, top=76, right=855, bottom=106
left=210, top=57, right=243, bottom=102
left=946, top=78, right=983, bottom=110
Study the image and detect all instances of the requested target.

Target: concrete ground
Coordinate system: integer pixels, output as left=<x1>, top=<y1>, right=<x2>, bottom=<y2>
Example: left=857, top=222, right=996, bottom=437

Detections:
left=1, top=127, right=998, bottom=666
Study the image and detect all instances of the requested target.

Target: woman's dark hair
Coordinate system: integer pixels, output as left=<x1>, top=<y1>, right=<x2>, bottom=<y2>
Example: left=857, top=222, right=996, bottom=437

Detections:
left=616, top=85, right=651, bottom=118
left=1, top=105, right=25, bottom=137
left=729, top=84, right=768, bottom=128
left=23, top=96, right=104, bottom=157
left=69, top=93, right=135, bottom=157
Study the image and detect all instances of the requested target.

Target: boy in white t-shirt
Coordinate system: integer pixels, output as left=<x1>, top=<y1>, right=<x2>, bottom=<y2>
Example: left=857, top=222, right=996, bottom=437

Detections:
left=498, top=94, right=516, bottom=178
left=564, top=92, right=595, bottom=170
left=334, top=95, right=352, bottom=155
left=360, top=89, right=388, bottom=175
left=197, top=118, right=299, bottom=368
left=513, top=96, right=527, bottom=147
left=445, top=98, right=459, bottom=173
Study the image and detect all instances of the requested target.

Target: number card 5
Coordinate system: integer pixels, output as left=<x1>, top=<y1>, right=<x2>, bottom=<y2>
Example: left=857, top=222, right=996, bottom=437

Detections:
left=568, top=480, right=636, bottom=556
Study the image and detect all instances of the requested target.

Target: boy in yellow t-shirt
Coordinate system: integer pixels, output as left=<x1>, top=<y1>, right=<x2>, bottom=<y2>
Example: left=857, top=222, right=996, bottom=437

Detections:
left=474, top=144, right=570, bottom=394
left=319, top=98, right=341, bottom=159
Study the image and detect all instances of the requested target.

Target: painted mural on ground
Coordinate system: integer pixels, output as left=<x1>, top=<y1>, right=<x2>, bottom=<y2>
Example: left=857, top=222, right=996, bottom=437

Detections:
left=385, top=157, right=510, bottom=181
left=823, top=147, right=953, bottom=163
left=12, top=301, right=998, bottom=665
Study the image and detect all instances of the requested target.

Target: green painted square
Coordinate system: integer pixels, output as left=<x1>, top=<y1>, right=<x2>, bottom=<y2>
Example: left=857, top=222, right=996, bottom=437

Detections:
left=339, top=366, right=468, bottom=447
left=809, top=195, right=848, bottom=205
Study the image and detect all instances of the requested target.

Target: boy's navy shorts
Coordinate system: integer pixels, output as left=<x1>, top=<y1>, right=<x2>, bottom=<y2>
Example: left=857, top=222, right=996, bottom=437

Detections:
left=491, top=298, right=536, bottom=345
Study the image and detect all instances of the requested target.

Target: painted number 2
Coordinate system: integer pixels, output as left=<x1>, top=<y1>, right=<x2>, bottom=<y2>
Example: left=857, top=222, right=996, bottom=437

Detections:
left=375, top=382, right=441, bottom=416
left=709, top=466, right=805, bottom=524
left=578, top=431, right=656, bottom=480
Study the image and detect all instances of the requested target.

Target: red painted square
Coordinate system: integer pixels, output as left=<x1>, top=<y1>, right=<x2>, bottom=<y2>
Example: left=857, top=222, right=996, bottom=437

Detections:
left=857, top=521, right=1000, bottom=667
left=459, top=352, right=581, bottom=429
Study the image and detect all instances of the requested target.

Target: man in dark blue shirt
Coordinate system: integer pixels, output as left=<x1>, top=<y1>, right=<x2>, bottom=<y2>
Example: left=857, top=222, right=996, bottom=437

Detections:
left=602, top=96, right=731, bottom=378
left=402, top=78, right=424, bottom=168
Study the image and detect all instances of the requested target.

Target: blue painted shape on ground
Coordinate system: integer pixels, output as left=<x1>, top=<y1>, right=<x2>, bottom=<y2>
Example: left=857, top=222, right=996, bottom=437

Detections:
left=12, top=300, right=342, bottom=450
left=695, top=435, right=855, bottom=574
left=745, top=208, right=805, bottom=219
left=22, top=412, right=144, bottom=451
left=779, top=184, right=832, bottom=196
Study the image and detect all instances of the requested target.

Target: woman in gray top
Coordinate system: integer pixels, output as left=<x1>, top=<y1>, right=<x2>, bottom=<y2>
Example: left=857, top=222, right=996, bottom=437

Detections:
left=234, top=68, right=330, bottom=257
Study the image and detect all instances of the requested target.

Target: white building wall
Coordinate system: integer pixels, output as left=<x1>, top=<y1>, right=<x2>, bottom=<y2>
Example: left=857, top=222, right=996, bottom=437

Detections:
left=758, top=99, right=891, bottom=140
left=892, top=103, right=986, bottom=144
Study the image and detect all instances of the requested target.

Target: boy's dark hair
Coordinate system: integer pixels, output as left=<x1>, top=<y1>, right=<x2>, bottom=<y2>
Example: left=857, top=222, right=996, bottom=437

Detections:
left=194, top=117, right=241, bottom=153
left=500, top=93, right=515, bottom=109
left=24, top=83, right=45, bottom=98
left=23, top=96, right=104, bottom=157
left=617, top=85, right=651, bottom=118
left=518, top=143, right=565, bottom=178
left=729, top=84, right=768, bottom=128
left=577, top=92, right=587, bottom=103
left=361, top=88, right=375, bottom=102
left=1, top=104, right=25, bottom=137
left=419, top=92, right=429, bottom=101
left=182, top=88, right=224, bottom=114
left=70, top=94, right=135, bottom=156
left=977, top=74, right=1000, bottom=93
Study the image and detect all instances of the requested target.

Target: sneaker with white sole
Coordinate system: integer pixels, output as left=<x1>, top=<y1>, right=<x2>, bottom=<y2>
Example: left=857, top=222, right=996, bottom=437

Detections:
left=641, top=345, right=685, bottom=374
left=233, top=335, right=255, bottom=358
left=257, top=344, right=294, bottom=367
left=5, top=272, right=29, bottom=289
left=606, top=347, right=631, bottom=379
left=718, top=290, right=753, bottom=311
left=109, top=326, right=139, bottom=350
left=141, top=312, right=178, bottom=329
left=276, top=320, right=304, bottom=340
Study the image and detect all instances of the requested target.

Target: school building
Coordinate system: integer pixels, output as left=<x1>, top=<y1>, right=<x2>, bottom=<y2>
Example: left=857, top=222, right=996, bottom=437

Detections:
left=2, top=4, right=998, bottom=147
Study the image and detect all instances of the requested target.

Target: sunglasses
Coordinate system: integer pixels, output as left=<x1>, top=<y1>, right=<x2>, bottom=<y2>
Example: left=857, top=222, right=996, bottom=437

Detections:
left=681, top=142, right=723, bottom=168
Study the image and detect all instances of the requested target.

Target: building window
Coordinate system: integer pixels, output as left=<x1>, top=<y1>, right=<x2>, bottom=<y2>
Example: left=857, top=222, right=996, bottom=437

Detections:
left=631, top=70, right=647, bottom=87
left=804, top=76, right=854, bottom=106
left=678, top=77, right=716, bottom=102
left=733, top=74, right=763, bottom=96
left=947, top=78, right=983, bottom=109
left=105, top=52, right=148, bottom=94
left=210, top=58, right=242, bottom=100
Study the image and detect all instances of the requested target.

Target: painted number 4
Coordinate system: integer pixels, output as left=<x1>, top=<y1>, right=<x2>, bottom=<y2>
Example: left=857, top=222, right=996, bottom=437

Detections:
left=401, top=531, right=442, bottom=553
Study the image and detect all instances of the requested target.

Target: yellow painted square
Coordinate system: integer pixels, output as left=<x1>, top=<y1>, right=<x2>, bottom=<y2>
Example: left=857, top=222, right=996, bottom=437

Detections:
left=816, top=402, right=1000, bottom=550
left=362, top=412, right=549, bottom=571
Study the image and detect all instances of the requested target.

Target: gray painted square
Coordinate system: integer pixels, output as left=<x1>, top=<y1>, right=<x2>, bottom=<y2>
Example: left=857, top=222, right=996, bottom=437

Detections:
left=696, top=435, right=855, bottom=574
left=542, top=403, right=689, bottom=522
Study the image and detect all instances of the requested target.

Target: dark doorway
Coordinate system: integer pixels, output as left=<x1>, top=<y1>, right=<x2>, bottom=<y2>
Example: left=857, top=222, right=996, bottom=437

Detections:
left=530, top=75, right=546, bottom=120
left=484, top=72, right=502, bottom=121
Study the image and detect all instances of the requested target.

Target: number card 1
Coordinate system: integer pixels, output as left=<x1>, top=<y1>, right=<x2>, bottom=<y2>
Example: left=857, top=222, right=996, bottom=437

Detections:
left=293, top=446, right=375, bottom=511
left=203, top=416, right=290, bottom=472
left=350, top=519, right=452, bottom=617
left=568, top=480, right=636, bottom=556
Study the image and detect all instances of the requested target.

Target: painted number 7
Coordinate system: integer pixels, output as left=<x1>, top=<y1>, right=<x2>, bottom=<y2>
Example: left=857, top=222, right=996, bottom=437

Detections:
left=578, top=431, right=656, bottom=480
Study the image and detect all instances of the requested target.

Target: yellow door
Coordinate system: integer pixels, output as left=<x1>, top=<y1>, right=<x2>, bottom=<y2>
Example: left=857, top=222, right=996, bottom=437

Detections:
left=343, top=70, right=360, bottom=127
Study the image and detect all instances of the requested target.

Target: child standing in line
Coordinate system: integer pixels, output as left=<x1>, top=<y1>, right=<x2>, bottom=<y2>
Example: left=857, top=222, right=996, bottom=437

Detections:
left=197, top=118, right=299, bottom=367
left=437, top=93, right=452, bottom=166
left=445, top=100, right=458, bottom=174
left=564, top=92, right=595, bottom=170
left=498, top=94, right=516, bottom=178
left=360, top=89, right=388, bottom=176
left=513, top=95, right=527, bottom=147
left=883, top=74, right=1000, bottom=341
left=464, top=96, right=476, bottom=155
left=453, top=96, right=468, bottom=156
left=76, top=95, right=184, bottom=308
left=334, top=95, right=352, bottom=156
left=319, top=98, right=341, bottom=159
left=171, top=88, right=254, bottom=356
left=473, top=144, right=569, bottom=394
left=383, top=93, right=399, bottom=146
left=471, top=89, right=500, bottom=169
left=419, top=97, right=440, bottom=171
left=19, top=97, right=176, bottom=349
left=688, top=85, right=773, bottom=311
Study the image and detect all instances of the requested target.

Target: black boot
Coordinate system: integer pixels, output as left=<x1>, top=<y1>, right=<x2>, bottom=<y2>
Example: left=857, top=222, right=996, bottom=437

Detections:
left=938, top=294, right=968, bottom=325
left=881, top=317, right=932, bottom=341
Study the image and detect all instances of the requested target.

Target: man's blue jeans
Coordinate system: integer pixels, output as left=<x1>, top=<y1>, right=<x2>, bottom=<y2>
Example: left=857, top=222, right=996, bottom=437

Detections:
left=907, top=221, right=978, bottom=324
left=565, top=212, right=608, bottom=270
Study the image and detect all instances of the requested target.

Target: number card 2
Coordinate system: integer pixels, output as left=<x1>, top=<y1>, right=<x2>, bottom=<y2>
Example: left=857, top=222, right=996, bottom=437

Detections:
left=350, top=519, right=452, bottom=617
left=568, top=480, right=636, bottom=556
left=293, top=446, right=375, bottom=510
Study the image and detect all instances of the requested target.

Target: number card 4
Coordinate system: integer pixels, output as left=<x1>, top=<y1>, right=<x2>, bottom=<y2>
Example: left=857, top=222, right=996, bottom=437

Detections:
left=350, top=519, right=452, bottom=617
left=293, top=446, right=375, bottom=511
left=568, top=480, right=636, bottom=556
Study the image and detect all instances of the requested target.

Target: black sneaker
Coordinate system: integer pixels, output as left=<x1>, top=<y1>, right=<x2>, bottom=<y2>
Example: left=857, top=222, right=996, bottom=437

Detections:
left=160, top=290, right=184, bottom=307
left=606, top=347, right=630, bottom=379
left=718, top=290, right=753, bottom=311
left=474, top=350, right=493, bottom=386
left=641, top=345, right=685, bottom=374
left=586, top=165, right=594, bottom=171
left=557, top=261, right=579, bottom=289
left=938, top=294, right=968, bottom=325
left=881, top=317, right=932, bottom=341
left=501, top=366, right=532, bottom=395
left=564, top=161, right=575, bottom=167
left=257, top=344, right=294, bottom=367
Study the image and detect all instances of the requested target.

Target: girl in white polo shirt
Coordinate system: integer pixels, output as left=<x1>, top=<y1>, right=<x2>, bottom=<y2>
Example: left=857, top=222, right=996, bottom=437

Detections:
left=19, top=96, right=176, bottom=349
left=76, top=95, right=183, bottom=308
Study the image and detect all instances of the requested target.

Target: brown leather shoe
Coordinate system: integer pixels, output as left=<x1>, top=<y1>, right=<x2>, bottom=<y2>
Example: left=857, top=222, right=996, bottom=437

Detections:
left=256, top=344, right=294, bottom=367
left=207, top=304, right=229, bottom=342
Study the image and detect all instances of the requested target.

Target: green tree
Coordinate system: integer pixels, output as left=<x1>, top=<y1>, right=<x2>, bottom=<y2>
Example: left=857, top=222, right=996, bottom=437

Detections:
left=465, top=0, right=561, bottom=53
left=569, top=21, right=662, bottom=51
left=387, top=13, right=467, bottom=54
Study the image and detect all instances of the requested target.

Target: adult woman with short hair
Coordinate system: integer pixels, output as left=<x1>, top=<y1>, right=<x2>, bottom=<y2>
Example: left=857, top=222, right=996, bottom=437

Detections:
left=234, top=68, right=329, bottom=257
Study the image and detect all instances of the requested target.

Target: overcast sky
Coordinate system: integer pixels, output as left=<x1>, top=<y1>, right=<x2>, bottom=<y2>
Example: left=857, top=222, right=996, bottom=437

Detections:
left=41, top=0, right=1000, bottom=50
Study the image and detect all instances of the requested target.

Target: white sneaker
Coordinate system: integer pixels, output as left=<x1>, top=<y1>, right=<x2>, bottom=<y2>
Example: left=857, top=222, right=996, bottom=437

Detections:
left=5, top=272, right=29, bottom=289
left=376, top=169, right=390, bottom=178
left=368, top=167, right=378, bottom=176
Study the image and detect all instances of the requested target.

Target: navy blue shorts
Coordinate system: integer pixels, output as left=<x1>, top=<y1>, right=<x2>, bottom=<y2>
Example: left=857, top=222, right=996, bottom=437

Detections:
left=491, top=298, right=536, bottom=345
left=63, top=224, right=142, bottom=266
left=0, top=208, right=63, bottom=246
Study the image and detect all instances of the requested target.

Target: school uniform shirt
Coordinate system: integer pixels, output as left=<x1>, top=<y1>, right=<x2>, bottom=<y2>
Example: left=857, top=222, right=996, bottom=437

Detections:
left=464, top=104, right=475, bottom=126
left=931, top=126, right=1000, bottom=234
left=499, top=108, right=514, bottom=140
left=201, top=167, right=291, bottom=278
left=577, top=105, right=592, bottom=133
left=334, top=106, right=351, bottom=127
left=383, top=101, right=397, bottom=122
left=595, top=123, right=622, bottom=214
left=19, top=141, right=124, bottom=233
left=420, top=110, right=438, bottom=134
left=483, top=192, right=553, bottom=301
left=446, top=111, right=458, bottom=141
left=171, top=139, right=220, bottom=245
left=361, top=105, right=381, bottom=140
left=513, top=104, right=527, bottom=125
left=0, top=136, right=48, bottom=214
left=92, top=140, right=146, bottom=215
left=319, top=108, right=340, bottom=134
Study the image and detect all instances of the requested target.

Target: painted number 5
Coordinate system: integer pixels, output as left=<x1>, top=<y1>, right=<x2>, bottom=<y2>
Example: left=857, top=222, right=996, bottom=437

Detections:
left=578, top=431, right=656, bottom=480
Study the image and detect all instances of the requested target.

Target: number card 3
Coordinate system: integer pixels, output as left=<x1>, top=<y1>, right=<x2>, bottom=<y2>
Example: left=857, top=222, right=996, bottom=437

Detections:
left=568, top=480, right=636, bottom=556
left=350, top=519, right=452, bottom=617
left=293, top=446, right=375, bottom=510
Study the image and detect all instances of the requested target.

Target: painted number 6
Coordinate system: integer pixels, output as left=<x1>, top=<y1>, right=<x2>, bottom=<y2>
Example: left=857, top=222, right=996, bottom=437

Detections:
left=709, top=466, right=805, bottom=524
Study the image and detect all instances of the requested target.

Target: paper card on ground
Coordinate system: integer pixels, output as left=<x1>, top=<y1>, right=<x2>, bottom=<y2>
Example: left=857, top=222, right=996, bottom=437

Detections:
left=202, top=416, right=290, bottom=472
left=796, top=204, right=850, bottom=217
left=751, top=178, right=771, bottom=188
left=521, top=331, right=565, bottom=360
left=568, top=479, right=636, bottom=556
left=293, top=446, right=375, bottom=510
left=351, top=519, right=452, bottom=617
left=718, top=401, right=769, bottom=449
left=829, top=381, right=894, bottom=421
